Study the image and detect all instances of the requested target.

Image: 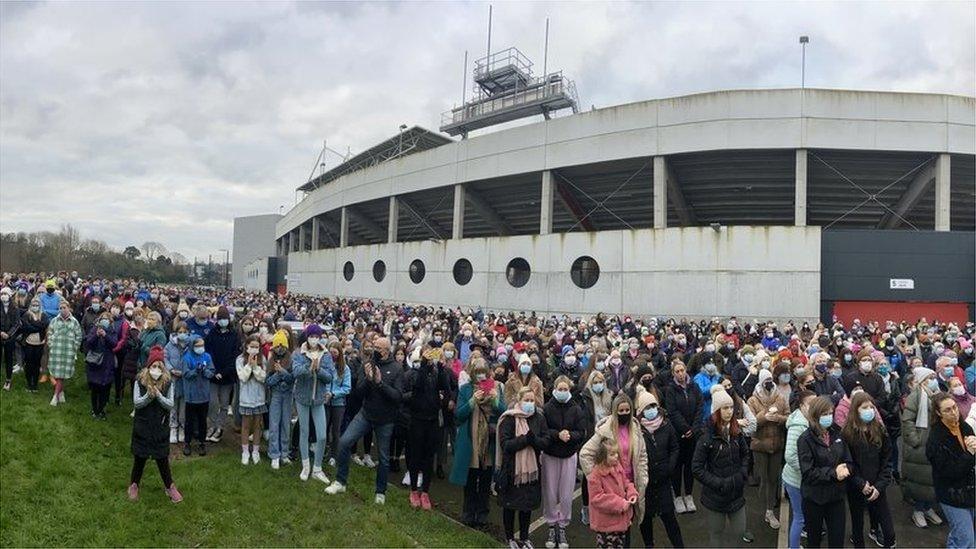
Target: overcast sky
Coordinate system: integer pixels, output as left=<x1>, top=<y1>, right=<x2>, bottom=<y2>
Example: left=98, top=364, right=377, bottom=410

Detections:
left=1, top=1, right=973, bottom=262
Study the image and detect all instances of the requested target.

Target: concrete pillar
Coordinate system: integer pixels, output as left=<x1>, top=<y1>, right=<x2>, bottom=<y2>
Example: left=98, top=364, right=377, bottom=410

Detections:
left=653, top=156, right=667, bottom=229
left=311, top=217, right=320, bottom=250
left=795, top=149, right=808, bottom=227
left=340, top=207, right=349, bottom=247
left=540, top=170, right=554, bottom=235
left=935, top=153, right=951, bottom=231
left=388, top=197, right=399, bottom=243
left=289, top=231, right=297, bottom=253
left=276, top=239, right=282, bottom=257
left=298, top=223, right=307, bottom=252
left=452, top=184, right=466, bottom=239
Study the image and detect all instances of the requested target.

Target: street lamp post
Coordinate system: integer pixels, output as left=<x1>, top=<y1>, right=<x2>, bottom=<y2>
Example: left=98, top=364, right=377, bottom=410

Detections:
left=218, top=248, right=229, bottom=288
left=799, top=35, right=810, bottom=88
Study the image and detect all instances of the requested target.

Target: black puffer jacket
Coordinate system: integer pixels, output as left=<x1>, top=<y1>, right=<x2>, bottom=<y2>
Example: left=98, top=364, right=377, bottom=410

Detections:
left=664, top=379, right=703, bottom=437
left=402, top=361, right=452, bottom=422
left=926, top=419, right=975, bottom=509
left=641, top=418, right=680, bottom=517
left=496, top=411, right=549, bottom=511
left=797, top=426, right=853, bottom=505
left=691, top=422, right=749, bottom=514
left=845, top=430, right=892, bottom=494
left=542, top=397, right=586, bottom=458
left=358, top=355, right=405, bottom=425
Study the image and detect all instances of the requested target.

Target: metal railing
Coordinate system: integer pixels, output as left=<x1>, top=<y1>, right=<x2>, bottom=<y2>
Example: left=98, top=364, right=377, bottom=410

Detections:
left=473, top=47, right=533, bottom=80
left=441, top=72, right=577, bottom=127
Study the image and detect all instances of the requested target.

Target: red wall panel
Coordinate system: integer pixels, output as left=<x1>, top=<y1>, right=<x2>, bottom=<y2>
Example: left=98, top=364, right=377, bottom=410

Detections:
left=832, top=301, right=970, bottom=326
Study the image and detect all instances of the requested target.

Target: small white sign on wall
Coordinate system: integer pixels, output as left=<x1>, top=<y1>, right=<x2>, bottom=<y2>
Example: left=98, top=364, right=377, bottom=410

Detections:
left=889, top=278, right=914, bottom=290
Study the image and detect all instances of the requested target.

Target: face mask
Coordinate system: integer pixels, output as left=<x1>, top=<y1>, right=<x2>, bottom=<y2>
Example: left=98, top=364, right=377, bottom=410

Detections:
left=273, top=347, right=287, bottom=357
left=761, top=360, right=771, bottom=369
left=950, top=358, right=959, bottom=366
left=927, top=378, right=939, bottom=392
left=91, top=303, right=101, bottom=311
left=149, top=367, right=163, bottom=380
left=0, top=295, right=8, bottom=304
left=943, top=366, right=955, bottom=377
left=178, top=311, right=189, bottom=319
left=177, top=333, right=188, bottom=343
left=434, top=336, right=443, bottom=343
left=966, top=348, right=974, bottom=355
left=476, top=373, right=487, bottom=382
left=778, top=373, right=791, bottom=384
left=705, top=363, right=717, bottom=375
left=643, top=407, right=659, bottom=420
left=591, top=383, right=605, bottom=394
left=951, top=386, right=966, bottom=396
left=795, top=367, right=807, bottom=377
left=242, top=325, right=253, bottom=333
left=844, top=353, right=853, bottom=362
left=858, top=408, right=875, bottom=423
left=218, top=319, right=229, bottom=328
left=742, top=354, right=754, bottom=364
left=934, top=345, right=945, bottom=355
left=30, top=305, right=40, bottom=313
left=617, top=413, right=631, bottom=424
left=519, top=363, right=533, bottom=376
left=859, top=360, right=873, bottom=373
left=307, top=337, right=320, bottom=347
left=705, top=344, right=716, bottom=353
left=46, top=288, right=55, bottom=294
left=763, top=381, right=775, bottom=391
left=818, top=415, right=833, bottom=429
left=878, top=365, right=890, bottom=376
left=553, top=389, right=571, bottom=403
left=564, top=356, right=576, bottom=365
left=594, top=361, right=605, bottom=371
left=520, top=402, right=536, bottom=415
left=463, top=330, right=472, bottom=338
left=826, top=369, right=840, bottom=379
left=247, top=347, right=259, bottom=356
left=194, top=346, right=205, bottom=355
left=98, top=319, right=110, bottom=329
left=497, top=354, right=508, bottom=363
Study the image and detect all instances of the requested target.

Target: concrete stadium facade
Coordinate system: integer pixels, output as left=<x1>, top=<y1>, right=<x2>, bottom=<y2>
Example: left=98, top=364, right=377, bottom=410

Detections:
left=258, top=88, right=976, bottom=322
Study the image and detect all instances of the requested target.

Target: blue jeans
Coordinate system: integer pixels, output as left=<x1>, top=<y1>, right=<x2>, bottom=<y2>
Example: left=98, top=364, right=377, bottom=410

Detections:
left=784, top=481, right=804, bottom=549
left=336, top=412, right=394, bottom=494
left=941, top=503, right=975, bottom=549
left=296, top=401, right=326, bottom=469
left=268, top=391, right=292, bottom=459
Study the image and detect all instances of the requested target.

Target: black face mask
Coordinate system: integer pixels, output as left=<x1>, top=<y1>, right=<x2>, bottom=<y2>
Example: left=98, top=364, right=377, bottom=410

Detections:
left=763, top=381, right=775, bottom=392
left=273, top=348, right=287, bottom=358
left=641, top=378, right=654, bottom=389
left=617, top=413, right=631, bottom=424
left=46, top=288, right=55, bottom=294
left=373, top=350, right=384, bottom=362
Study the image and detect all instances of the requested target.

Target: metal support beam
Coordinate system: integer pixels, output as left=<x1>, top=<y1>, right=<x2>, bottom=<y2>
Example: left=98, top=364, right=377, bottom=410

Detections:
left=311, top=217, right=320, bottom=250
left=452, top=184, right=466, bottom=239
left=339, top=207, right=349, bottom=248
left=464, top=186, right=513, bottom=236
left=399, top=197, right=449, bottom=240
left=665, top=162, right=697, bottom=226
left=795, top=149, right=807, bottom=227
left=388, top=197, right=399, bottom=243
left=653, top=156, right=667, bottom=229
left=540, top=170, right=554, bottom=235
left=344, top=206, right=387, bottom=242
left=878, top=161, right=935, bottom=229
left=935, top=153, right=951, bottom=231
left=554, top=175, right=596, bottom=232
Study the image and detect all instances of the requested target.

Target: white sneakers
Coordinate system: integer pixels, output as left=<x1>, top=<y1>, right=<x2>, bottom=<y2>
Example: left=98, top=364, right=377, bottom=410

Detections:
left=674, top=496, right=687, bottom=514
left=912, top=510, right=928, bottom=528
left=328, top=457, right=336, bottom=468
left=311, top=468, right=330, bottom=484
left=271, top=458, right=280, bottom=470
left=351, top=455, right=365, bottom=466
left=281, top=456, right=292, bottom=465
left=765, top=509, right=780, bottom=529
left=170, top=428, right=179, bottom=444
left=362, top=455, right=377, bottom=468
left=58, top=392, right=65, bottom=403
left=251, top=449, right=261, bottom=464
left=300, top=459, right=311, bottom=481
left=241, top=451, right=250, bottom=465
left=683, top=495, right=696, bottom=513
left=50, top=395, right=59, bottom=407
left=325, top=482, right=346, bottom=495
left=924, top=508, right=943, bottom=525
left=374, top=493, right=385, bottom=505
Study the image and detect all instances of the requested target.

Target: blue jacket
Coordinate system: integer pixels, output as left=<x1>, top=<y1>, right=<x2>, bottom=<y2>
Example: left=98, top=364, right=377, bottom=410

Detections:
left=40, top=292, right=61, bottom=318
left=449, top=380, right=506, bottom=486
left=694, top=370, right=722, bottom=423
left=163, top=338, right=187, bottom=399
left=266, top=352, right=294, bottom=394
left=328, top=364, right=352, bottom=407
left=186, top=317, right=213, bottom=339
left=292, top=349, right=335, bottom=407
left=178, top=339, right=215, bottom=404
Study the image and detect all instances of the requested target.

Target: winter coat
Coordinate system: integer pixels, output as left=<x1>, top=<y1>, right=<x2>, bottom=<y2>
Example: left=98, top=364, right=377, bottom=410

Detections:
left=542, top=397, right=586, bottom=458
left=782, top=409, right=809, bottom=488
left=235, top=355, right=268, bottom=409
left=163, top=339, right=187, bottom=400
left=496, top=410, right=549, bottom=511
left=204, top=327, right=240, bottom=386
left=449, top=380, right=506, bottom=486
left=328, top=364, right=352, bottom=407
left=120, top=327, right=142, bottom=380
left=834, top=396, right=852, bottom=428
left=47, top=314, right=82, bottom=379
left=901, top=388, right=936, bottom=504
left=356, top=354, right=404, bottom=424
left=84, top=325, right=118, bottom=386
left=747, top=390, right=788, bottom=453
left=640, top=419, right=679, bottom=517
left=797, top=426, right=853, bottom=505
left=691, top=422, right=749, bottom=514
left=580, top=417, right=649, bottom=520
left=926, top=419, right=975, bottom=509
left=292, top=350, right=335, bottom=407
left=810, top=375, right=845, bottom=405
left=138, top=326, right=166, bottom=368
left=879, top=375, right=903, bottom=440
left=0, top=302, right=20, bottom=338
left=664, top=378, right=703, bottom=438
left=178, top=347, right=215, bottom=404
left=18, top=311, right=48, bottom=347
left=403, top=362, right=452, bottom=422
left=846, top=430, right=892, bottom=496
left=131, top=379, right=174, bottom=459
left=693, top=371, right=722, bottom=424
left=588, top=464, right=639, bottom=533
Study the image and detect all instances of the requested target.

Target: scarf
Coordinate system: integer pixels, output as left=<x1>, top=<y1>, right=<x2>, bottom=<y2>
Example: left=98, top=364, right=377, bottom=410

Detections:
left=470, top=385, right=496, bottom=469
left=640, top=415, right=664, bottom=434
left=942, top=417, right=965, bottom=450
left=495, top=408, right=539, bottom=486
left=916, top=385, right=933, bottom=429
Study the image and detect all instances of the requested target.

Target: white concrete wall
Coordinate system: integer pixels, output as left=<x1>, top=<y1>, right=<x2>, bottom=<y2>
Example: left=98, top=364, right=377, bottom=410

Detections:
left=242, top=258, right=270, bottom=292
left=233, top=214, right=282, bottom=287
left=277, top=88, right=976, bottom=238
left=285, top=226, right=822, bottom=321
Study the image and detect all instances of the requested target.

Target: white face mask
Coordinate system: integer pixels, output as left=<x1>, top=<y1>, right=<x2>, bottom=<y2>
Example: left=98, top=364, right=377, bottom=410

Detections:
left=307, top=337, right=320, bottom=347
left=444, top=351, right=455, bottom=359
left=247, top=347, right=259, bottom=356
left=149, top=367, right=163, bottom=380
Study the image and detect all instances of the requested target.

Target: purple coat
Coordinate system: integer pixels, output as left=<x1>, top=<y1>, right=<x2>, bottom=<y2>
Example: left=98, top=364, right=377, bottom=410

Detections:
left=85, top=325, right=119, bottom=386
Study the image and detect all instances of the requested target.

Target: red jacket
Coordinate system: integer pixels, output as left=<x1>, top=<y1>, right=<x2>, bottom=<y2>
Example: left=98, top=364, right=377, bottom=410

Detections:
left=587, top=463, right=638, bottom=533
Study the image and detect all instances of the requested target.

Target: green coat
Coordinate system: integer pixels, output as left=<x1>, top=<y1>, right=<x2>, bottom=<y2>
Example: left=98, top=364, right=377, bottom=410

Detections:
left=901, top=388, right=935, bottom=504
left=47, top=315, right=82, bottom=379
left=449, top=379, right=506, bottom=487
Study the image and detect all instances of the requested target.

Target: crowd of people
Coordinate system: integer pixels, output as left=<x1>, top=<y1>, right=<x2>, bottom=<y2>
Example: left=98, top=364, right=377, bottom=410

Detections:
left=1, top=271, right=974, bottom=549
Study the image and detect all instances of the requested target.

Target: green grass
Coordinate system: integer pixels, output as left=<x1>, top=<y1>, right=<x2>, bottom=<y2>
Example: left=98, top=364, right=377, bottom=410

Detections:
left=0, top=360, right=497, bottom=547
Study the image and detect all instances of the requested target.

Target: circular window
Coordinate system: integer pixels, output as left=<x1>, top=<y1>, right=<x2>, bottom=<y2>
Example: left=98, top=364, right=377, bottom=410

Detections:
left=571, top=256, right=600, bottom=289
left=409, top=259, right=426, bottom=284
left=453, top=258, right=473, bottom=286
left=343, top=261, right=355, bottom=282
left=506, top=257, right=531, bottom=288
left=372, top=260, right=386, bottom=282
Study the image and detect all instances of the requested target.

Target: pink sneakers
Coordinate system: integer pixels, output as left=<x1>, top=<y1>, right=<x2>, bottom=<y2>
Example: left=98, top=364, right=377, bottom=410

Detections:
left=409, top=491, right=421, bottom=508
left=419, top=492, right=432, bottom=510
left=167, top=485, right=184, bottom=503
left=127, top=483, right=139, bottom=501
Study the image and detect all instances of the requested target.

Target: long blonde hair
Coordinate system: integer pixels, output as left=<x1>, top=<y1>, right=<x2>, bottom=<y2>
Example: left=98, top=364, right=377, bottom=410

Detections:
left=137, top=356, right=171, bottom=390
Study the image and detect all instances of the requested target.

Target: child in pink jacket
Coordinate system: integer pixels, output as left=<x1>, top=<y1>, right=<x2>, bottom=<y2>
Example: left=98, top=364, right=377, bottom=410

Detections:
left=587, top=441, right=639, bottom=548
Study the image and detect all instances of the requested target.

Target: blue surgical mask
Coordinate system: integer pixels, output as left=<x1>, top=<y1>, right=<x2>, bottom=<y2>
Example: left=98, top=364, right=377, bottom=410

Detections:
left=705, top=362, right=717, bottom=374
left=779, top=373, right=791, bottom=384
left=595, top=361, right=605, bottom=371
left=91, top=303, right=101, bottom=311
left=878, top=365, right=891, bottom=376
left=943, top=367, right=955, bottom=377
left=818, top=415, right=833, bottom=429
left=591, top=383, right=605, bottom=394
left=520, top=401, right=535, bottom=415
left=553, top=389, right=571, bottom=403
left=194, top=346, right=205, bottom=355
left=218, top=318, right=229, bottom=328
left=742, top=354, right=754, bottom=364
left=643, top=407, right=659, bottom=420
left=520, top=363, right=532, bottom=376
left=830, top=369, right=843, bottom=378
left=858, top=408, right=875, bottom=422
left=98, top=319, right=110, bottom=329
left=177, top=333, right=189, bottom=343
left=927, top=378, right=940, bottom=392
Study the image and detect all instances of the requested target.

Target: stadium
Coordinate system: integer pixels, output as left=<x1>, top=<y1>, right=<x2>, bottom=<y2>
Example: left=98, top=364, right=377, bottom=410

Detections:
left=235, top=49, right=975, bottom=324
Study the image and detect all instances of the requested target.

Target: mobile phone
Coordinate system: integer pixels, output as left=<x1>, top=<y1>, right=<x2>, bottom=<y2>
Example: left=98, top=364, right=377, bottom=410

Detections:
left=479, top=379, right=494, bottom=393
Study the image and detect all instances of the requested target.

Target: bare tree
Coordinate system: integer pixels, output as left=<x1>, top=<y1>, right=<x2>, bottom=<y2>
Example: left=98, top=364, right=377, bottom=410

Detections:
left=169, top=252, right=188, bottom=265
left=140, top=241, right=167, bottom=261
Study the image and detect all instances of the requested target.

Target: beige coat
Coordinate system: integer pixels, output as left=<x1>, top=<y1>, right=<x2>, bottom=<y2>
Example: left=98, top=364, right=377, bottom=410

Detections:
left=580, top=416, right=649, bottom=519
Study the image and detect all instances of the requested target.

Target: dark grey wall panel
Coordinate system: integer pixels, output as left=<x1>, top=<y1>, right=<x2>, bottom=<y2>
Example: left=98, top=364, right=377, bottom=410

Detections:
left=821, top=229, right=975, bottom=303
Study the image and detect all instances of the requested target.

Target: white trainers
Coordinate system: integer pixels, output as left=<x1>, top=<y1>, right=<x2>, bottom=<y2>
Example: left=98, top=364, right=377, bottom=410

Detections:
left=227, top=405, right=233, bottom=416
left=374, top=493, right=385, bottom=505
left=271, top=458, right=280, bottom=470
left=362, top=455, right=376, bottom=468
left=683, top=495, right=696, bottom=513
left=579, top=505, right=589, bottom=526
left=130, top=410, right=135, bottom=418
left=401, top=472, right=411, bottom=486
left=352, top=455, right=365, bottom=466
left=281, top=456, right=292, bottom=465
left=328, top=457, right=336, bottom=468
left=911, top=511, right=927, bottom=528
left=177, top=429, right=185, bottom=443
left=241, top=451, right=250, bottom=465
left=170, top=428, right=179, bottom=444
left=58, top=392, right=65, bottom=403
left=765, top=509, right=780, bottom=529
left=312, top=468, right=330, bottom=484
left=674, top=496, right=687, bottom=514
left=325, top=482, right=346, bottom=495
left=251, top=449, right=261, bottom=464
left=924, top=508, right=943, bottom=525
left=300, top=459, right=311, bottom=481
left=50, top=395, right=59, bottom=407
left=12, top=364, right=21, bottom=374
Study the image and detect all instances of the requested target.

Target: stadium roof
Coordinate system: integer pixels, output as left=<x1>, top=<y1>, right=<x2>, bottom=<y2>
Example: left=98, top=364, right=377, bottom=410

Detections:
left=298, top=126, right=452, bottom=192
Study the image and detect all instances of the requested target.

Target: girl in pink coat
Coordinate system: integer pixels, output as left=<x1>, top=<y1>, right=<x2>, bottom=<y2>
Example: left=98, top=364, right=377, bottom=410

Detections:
left=587, top=440, right=639, bottom=548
